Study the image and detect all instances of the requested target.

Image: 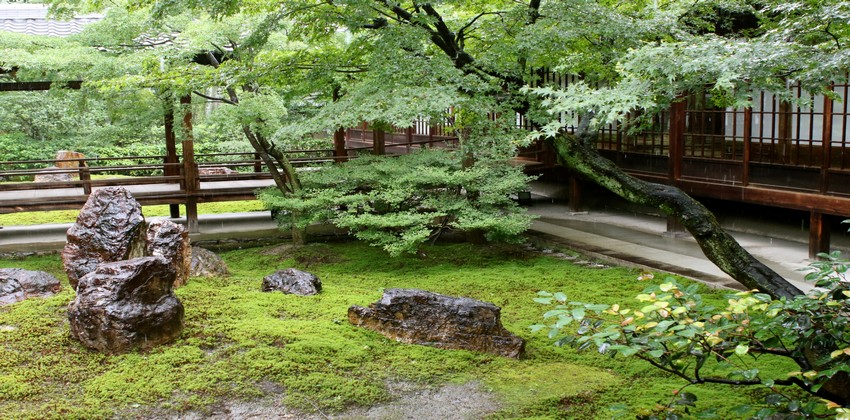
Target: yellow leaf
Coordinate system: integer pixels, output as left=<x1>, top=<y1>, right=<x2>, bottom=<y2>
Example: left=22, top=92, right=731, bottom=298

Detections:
left=803, top=370, right=818, bottom=379
left=831, top=349, right=845, bottom=359
left=659, top=282, right=674, bottom=292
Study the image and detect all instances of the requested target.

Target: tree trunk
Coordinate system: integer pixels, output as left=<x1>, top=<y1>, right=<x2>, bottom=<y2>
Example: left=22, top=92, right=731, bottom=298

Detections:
left=549, top=127, right=803, bottom=299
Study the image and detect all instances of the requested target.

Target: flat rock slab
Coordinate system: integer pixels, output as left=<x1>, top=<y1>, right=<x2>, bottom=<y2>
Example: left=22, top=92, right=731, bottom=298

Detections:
left=0, top=268, right=61, bottom=305
left=262, top=268, right=321, bottom=295
left=349, top=288, right=525, bottom=358
left=68, top=256, right=184, bottom=354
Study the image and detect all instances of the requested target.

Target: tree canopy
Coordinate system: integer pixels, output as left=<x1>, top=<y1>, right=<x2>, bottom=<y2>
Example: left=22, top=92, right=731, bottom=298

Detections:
left=4, top=0, right=845, bottom=293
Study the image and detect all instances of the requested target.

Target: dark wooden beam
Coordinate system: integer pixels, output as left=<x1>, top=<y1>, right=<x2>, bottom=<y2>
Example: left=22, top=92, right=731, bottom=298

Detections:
left=0, top=81, right=82, bottom=91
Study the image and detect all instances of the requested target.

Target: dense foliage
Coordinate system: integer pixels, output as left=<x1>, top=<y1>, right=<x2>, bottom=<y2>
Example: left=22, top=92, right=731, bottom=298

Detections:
left=259, top=149, right=535, bottom=255
left=534, top=251, right=850, bottom=418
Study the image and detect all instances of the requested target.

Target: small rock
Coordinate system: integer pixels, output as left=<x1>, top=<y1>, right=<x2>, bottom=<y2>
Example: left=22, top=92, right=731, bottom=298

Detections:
left=262, top=268, right=321, bottom=296
left=146, top=220, right=191, bottom=287
left=190, top=247, right=229, bottom=277
left=198, top=167, right=239, bottom=176
left=349, top=288, right=525, bottom=358
left=0, top=268, right=61, bottom=306
left=67, top=256, right=184, bottom=353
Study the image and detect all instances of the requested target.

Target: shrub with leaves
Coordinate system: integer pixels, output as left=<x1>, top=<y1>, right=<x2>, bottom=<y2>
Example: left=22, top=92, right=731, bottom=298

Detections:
left=533, top=252, right=850, bottom=419
left=259, top=148, right=535, bottom=255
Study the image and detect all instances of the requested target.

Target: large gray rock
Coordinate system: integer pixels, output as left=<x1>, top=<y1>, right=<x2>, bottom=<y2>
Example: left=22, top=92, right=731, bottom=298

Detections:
left=67, top=256, right=184, bottom=353
left=189, top=247, right=229, bottom=277
left=0, top=268, right=61, bottom=305
left=348, top=289, right=525, bottom=358
left=146, top=220, right=191, bottom=287
left=62, top=187, right=145, bottom=289
left=262, top=268, right=321, bottom=295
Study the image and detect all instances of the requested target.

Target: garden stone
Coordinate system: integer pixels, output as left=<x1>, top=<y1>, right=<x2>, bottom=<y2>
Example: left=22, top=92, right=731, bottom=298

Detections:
left=67, top=256, right=184, bottom=354
left=348, top=288, right=525, bottom=358
left=262, top=268, right=321, bottom=295
left=146, top=220, right=191, bottom=287
left=33, top=166, right=73, bottom=183
left=0, top=268, right=61, bottom=305
left=62, top=187, right=145, bottom=289
left=54, top=150, right=86, bottom=170
left=189, top=247, right=229, bottom=277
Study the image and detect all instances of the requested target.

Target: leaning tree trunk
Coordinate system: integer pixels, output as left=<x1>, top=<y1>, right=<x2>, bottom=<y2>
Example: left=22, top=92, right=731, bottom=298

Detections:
left=550, top=125, right=803, bottom=300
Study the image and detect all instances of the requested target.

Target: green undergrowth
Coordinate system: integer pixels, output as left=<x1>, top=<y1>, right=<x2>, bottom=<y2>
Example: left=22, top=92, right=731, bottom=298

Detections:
left=0, top=241, right=783, bottom=419
left=0, top=200, right=266, bottom=226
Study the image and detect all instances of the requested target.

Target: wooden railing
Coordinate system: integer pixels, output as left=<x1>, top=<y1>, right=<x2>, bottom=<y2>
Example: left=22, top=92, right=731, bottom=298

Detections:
left=0, top=135, right=459, bottom=215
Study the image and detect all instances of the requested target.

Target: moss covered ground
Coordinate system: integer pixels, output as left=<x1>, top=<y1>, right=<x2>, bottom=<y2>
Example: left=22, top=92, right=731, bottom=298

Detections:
left=0, top=201, right=266, bottom=226
left=0, top=241, right=789, bottom=419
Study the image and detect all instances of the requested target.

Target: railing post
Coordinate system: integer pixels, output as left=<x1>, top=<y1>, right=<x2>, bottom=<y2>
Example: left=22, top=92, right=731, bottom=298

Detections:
left=406, top=126, right=413, bottom=153
left=253, top=153, right=262, bottom=172
left=78, top=159, right=91, bottom=195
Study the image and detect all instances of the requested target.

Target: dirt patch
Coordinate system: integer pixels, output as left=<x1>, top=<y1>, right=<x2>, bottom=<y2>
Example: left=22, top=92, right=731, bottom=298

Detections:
left=336, top=381, right=501, bottom=419
left=136, top=380, right=500, bottom=420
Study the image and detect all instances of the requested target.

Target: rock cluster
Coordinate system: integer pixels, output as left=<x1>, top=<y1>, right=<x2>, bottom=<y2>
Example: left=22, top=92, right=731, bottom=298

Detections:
left=63, top=187, right=190, bottom=353
left=262, top=268, right=321, bottom=295
left=0, top=268, right=61, bottom=305
left=349, top=288, right=525, bottom=358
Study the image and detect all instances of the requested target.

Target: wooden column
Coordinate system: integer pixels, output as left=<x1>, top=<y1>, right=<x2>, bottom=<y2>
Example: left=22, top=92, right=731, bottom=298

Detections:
left=777, top=99, right=792, bottom=164
left=332, top=87, right=348, bottom=162
left=373, top=128, right=386, bottom=155
left=333, top=127, right=347, bottom=162
left=568, top=175, right=582, bottom=212
left=668, top=99, right=686, bottom=182
left=821, top=89, right=834, bottom=193
left=164, top=97, right=180, bottom=218
left=809, top=211, right=831, bottom=259
left=742, top=107, right=752, bottom=186
left=180, top=94, right=199, bottom=233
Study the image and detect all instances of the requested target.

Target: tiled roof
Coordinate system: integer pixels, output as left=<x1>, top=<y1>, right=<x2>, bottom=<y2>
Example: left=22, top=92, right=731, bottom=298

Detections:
left=0, top=4, right=102, bottom=37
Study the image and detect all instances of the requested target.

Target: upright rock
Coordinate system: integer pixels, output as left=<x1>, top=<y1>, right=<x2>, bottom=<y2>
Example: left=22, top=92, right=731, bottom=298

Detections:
left=62, top=187, right=145, bottom=289
left=349, top=289, right=525, bottom=358
left=189, top=247, right=229, bottom=277
left=146, top=220, right=191, bottom=287
left=67, top=256, right=184, bottom=353
left=262, top=268, right=321, bottom=295
left=54, top=150, right=86, bottom=170
left=0, top=268, right=62, bottom=305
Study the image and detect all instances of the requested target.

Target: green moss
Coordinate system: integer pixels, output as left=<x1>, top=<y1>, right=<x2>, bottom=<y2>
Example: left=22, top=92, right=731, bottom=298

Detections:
left=0, top=240, right=786, bottom=419
left=0, top=200, right=266, bottom=226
